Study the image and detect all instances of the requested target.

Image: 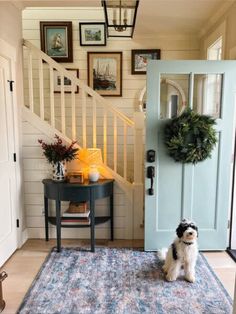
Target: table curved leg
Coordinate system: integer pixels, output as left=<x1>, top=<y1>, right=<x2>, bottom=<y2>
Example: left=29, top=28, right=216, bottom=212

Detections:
left=90, top=198, right=95, bottom=252
left=56, top=199, right=61, bottom=252
left=110, top=194, right=114, bottom=241
left=44, top=196, right=49, bottom=241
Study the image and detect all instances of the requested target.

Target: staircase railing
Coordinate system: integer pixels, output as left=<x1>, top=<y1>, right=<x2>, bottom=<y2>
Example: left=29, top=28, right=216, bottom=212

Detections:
left=23, top=39, right=144, bottom=184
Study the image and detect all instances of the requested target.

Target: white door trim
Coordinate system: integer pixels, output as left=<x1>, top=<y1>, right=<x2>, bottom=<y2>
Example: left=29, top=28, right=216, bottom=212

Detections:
left=0, top=38, right=16, bottom=62
left=229, top=46, right=236, bottom=250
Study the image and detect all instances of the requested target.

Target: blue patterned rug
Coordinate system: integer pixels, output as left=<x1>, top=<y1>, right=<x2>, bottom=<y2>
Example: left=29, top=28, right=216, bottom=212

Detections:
left=18, top=248, right=232, bottom=314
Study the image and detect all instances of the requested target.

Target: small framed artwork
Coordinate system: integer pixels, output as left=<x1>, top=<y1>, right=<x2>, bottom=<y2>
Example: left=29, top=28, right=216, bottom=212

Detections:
left=131, top=49, right=161, bottom=74
left=87, top=52, right=122, bottom=97
left=40, top=21, right=73, bottom=62
left=54, top=69, right=79, bottom=93
left=79, top=23, right=106, bottom=46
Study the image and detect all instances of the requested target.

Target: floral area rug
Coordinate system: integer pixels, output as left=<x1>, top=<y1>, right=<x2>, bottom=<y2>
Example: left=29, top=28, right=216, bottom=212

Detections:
left=18, top=248, right=232, bottom=314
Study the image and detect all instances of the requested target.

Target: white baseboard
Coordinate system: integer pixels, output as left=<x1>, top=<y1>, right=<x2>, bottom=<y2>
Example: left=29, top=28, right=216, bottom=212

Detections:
left=20, top=228, right=28, bottom=247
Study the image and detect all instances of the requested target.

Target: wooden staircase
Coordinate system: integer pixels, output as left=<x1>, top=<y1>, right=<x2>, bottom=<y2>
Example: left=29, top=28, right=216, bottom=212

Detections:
left=22, top=39, right=145, bottom=239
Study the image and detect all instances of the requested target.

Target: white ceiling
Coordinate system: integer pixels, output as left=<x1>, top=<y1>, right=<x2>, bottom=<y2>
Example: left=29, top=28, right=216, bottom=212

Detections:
left=14, top=0, right=235, bottom=37
left=135, top=0, right=235, bottom=37
left=13, top=0, right=101, bottom=7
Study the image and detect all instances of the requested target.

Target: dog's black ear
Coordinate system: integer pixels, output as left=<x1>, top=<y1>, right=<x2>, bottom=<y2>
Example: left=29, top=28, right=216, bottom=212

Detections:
left=190, top=223, right=198, bottom=237
left=176, top=224, right=184, bottom=238
left=195, top=226, right=199, bottom=237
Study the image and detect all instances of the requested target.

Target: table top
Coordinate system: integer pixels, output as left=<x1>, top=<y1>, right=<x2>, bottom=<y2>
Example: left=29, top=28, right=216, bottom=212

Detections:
left=43, top=178, right=114, bottom=202
left=42, top=179, right=114, bottom=188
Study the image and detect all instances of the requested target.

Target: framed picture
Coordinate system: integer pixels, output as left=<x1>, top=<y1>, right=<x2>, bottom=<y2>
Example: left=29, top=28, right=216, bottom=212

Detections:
left=40, top=21, right=73, bottom=62
left=54, top=69, right=79, bottom=93
left=79, top=23, right=106, bottom=46
left=131, top=49, right=161, bottom=74
left=87, top=52, right=122, bottom=97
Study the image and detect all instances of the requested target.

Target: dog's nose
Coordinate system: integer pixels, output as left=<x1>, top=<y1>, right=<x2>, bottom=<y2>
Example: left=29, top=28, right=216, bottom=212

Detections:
left=188, top=232, right=193, bottom=235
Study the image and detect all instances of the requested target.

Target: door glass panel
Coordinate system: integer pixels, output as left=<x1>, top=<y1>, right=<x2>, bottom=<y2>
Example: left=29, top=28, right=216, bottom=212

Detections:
left=160, top=74, right=189, bottom=119
left=193, top=74, right=222, bottom=118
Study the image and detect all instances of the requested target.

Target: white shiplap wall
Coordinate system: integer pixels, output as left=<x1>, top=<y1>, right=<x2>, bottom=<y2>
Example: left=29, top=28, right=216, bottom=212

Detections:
left=22, top=7, right=200, bottom=239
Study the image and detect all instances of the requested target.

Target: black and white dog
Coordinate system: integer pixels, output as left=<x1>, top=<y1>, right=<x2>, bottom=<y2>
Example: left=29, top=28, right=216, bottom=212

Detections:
left=161, top=219, right=198, bottom=283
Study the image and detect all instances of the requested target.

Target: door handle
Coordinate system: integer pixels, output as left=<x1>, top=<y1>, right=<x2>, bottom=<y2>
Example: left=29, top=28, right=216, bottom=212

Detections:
left=147, top=166, right=155, bottom=195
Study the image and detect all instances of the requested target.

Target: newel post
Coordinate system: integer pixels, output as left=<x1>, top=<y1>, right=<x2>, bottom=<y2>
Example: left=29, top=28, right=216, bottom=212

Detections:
left=134, top=112, right=145, bottom=184
left=133, top=112, right=145, bottom=239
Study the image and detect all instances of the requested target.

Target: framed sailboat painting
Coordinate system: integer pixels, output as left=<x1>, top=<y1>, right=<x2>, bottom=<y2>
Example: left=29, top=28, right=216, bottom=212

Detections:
left=87, top=52, right=122, bottom=96
left=40, top=21, right=73, bottom=62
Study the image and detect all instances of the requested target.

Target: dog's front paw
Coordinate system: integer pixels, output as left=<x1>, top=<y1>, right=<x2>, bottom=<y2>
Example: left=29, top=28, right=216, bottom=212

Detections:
left=185, top=274, right=195, bottom=283
left=162, top=265, right=168, bottom=274
left=166, top=274, right=177, bottom=282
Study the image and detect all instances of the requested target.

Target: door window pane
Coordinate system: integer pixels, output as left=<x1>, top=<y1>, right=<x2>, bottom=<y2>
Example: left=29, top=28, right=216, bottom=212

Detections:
left=193, top=74, right=222, bottom=119
left=160, top=74, right=189, bottom=119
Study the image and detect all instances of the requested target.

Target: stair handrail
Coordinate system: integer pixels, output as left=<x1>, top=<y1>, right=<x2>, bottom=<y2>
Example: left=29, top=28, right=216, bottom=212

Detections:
left=23, top=39, right=134, bottom=127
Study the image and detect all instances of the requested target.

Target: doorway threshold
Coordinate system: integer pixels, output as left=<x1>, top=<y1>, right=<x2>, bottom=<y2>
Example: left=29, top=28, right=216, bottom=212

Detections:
left=226, top=248, right=236, bottom=262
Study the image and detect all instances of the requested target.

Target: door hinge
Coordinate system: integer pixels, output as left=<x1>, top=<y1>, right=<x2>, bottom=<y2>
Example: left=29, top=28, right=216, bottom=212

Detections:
left=16, top=219, right=19, bottom=228
left=7, top=80, right=15, bottom=92
left=13, top=153, right=16, bottom=162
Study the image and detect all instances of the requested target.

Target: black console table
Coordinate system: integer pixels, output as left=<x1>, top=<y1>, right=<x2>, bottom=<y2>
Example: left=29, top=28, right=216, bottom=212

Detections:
left=42, top=179, right=114, bottom=252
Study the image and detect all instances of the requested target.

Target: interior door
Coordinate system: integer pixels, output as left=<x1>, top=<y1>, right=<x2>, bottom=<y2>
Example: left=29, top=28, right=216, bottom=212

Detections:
left=0, top=55, right=17, bottom=266
left=145, top=61, right=236, bottom=251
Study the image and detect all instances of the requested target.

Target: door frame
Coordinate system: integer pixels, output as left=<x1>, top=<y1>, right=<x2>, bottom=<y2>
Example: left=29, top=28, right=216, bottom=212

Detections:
left=227, top=128, right=236, bottom=261
left=227, top=45, right=236, bottom=260
left=0, top=38, right=25, bottom=250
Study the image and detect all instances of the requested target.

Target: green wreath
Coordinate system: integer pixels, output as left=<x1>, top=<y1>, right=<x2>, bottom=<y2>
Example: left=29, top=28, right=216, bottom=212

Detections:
left=164, top=109, right=217, bottom=164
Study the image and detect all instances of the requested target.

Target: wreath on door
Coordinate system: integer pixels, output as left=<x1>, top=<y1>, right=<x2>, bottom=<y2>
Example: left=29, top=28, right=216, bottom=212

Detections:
left=164, top=109, right=217, bottom=164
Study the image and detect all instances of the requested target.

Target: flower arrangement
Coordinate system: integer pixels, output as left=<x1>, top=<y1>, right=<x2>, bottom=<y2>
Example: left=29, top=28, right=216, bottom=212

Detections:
left=38, top=135, right=78, bottom=164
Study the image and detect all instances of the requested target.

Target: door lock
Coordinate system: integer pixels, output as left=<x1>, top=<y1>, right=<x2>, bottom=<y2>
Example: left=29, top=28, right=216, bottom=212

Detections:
left=147, top=149, right=156, bottom=163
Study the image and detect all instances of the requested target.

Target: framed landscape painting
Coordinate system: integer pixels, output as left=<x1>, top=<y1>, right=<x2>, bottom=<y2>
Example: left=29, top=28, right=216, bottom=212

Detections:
left=40, top=21, right=73, bottom=62
left=131, top=49, right=161, bottom=74
left=53, top=69, right=79, bottom=93
left=79, top=23, right=106, bottom=46
left=87, top=52, right=122, bottom=97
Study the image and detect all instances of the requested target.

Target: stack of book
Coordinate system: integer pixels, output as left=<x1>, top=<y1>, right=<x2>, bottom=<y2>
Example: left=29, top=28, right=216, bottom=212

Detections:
left=62, top=202, right=90, bottom=225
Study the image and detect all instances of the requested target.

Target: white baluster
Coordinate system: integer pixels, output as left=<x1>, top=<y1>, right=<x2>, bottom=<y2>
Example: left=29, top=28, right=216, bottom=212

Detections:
left=28, top=50, right=34, bottom=112
left=38, top=58, right=44, bottom=120
left=82, top=89, right=87, bottom=148
left=60, top=73, right=65, bottom=134
left=49, top=66, right=55, bottom=128
left=123, top=123, right=127, bottom=180
left=103, top=107, right=107, bottom=165
left=93, top=96, right=97, bottom=148
left=114, top=115, right=117, bottom=172
left=71, top=82, right=76, bottom=140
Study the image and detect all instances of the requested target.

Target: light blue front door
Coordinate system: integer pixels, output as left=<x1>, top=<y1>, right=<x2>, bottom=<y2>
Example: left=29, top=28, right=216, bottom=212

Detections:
left=145, top=61, right=236, bottom=250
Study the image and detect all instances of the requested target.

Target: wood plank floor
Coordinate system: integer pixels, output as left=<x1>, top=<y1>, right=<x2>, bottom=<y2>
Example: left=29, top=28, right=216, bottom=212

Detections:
left=0, top=239, right=235, bottom=314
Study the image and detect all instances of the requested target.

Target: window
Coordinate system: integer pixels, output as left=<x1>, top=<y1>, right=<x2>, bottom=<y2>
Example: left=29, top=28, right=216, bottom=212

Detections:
left=207, top=37, right=222, bottom=60
left=196, top=37, right=223, bottom=118
left=193, top=74, right=222, bottom=118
